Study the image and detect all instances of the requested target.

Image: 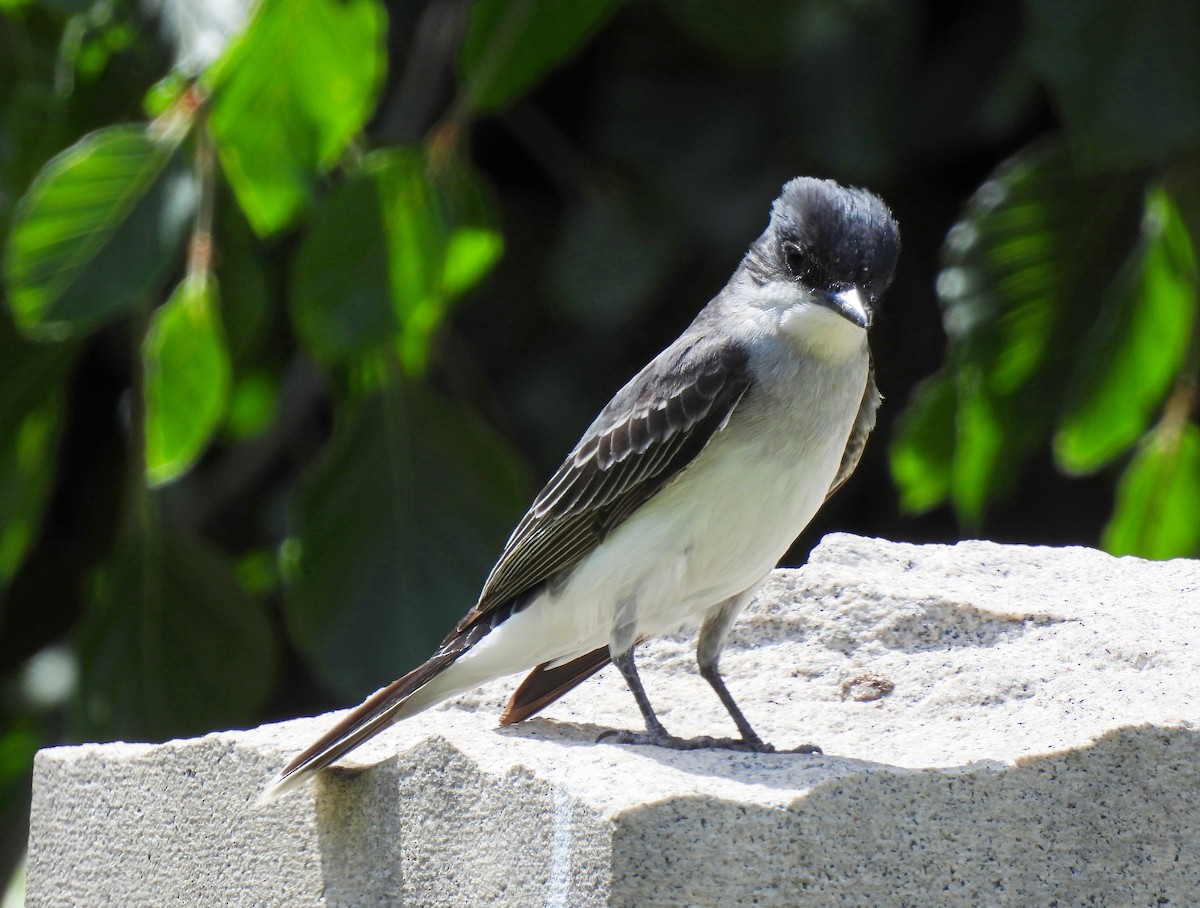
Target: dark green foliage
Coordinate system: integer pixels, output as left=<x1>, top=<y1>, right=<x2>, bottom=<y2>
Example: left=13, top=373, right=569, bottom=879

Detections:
left=1, top=0, right=1199, bottom=899
left=892, top=143, right=1148, bottom=523
left=459, top=0, right=620, bottom=113
left=892, top=30, right=1200, bottom=547
left=73, top=525, right=276, bottom=741
left=286, top=383, right=528, bottom=696
left=1024, top=0, right=1200, bottom=168
left=291, top=148, right=503, bottom=371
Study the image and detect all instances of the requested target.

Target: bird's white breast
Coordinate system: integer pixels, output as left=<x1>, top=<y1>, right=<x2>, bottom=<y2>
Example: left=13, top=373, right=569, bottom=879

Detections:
left=542, top=341, right=870, bottom=651
left=429, top=326, right=871, bottom=704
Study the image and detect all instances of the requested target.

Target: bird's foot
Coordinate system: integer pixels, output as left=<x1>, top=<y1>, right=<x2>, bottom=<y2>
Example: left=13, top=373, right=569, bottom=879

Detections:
left=597, top=729, right=822, bottom=754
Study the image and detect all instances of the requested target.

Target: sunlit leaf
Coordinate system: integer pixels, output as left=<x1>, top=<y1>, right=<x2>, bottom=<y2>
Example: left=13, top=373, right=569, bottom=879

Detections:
left=4, top=125, right=197, bottom=339
left=205, top=0, right=386, bottom=235
left=1025, top=0, right=1200, bottom=168
left=460, top=0, right=619, bottom=114
left=1103, top=421, right=1200, bottom=560
left=291, top=149, right=503, bottom=371
left=951, top=365, right=1022, bottom=525
left=73, top=526, right=276, bottom=741
left=284, top=383, right=529, bottom=697
left=383, top=151, right=503, bottom=371
left=920, top=141, right=1141, bottom=520
left=443, top=227, right=504, bottom=298
left=889, top=370, right=956, bottom=514
left=1056, top=186, right=1199, bottom=473
left=144, top=273, right=232, bottom=486
left=436, top=160, right=505, bottom=300
left=142, top=71, right=189, bottom=117
left=940, top=145, right=1138, bottom=393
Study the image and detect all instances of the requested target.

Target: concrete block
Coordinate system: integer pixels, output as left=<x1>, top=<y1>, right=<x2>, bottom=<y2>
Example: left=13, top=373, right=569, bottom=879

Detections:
left=26, top=535, right=1200, bottom=906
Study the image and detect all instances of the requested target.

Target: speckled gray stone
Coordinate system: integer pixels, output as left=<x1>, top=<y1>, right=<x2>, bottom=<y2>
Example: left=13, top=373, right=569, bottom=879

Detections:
left=26, top=535, right=1200, bottom=907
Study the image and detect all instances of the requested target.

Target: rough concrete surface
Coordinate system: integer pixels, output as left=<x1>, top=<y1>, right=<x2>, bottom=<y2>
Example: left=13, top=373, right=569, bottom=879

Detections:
left=26, top=534, right=1200, bottom=907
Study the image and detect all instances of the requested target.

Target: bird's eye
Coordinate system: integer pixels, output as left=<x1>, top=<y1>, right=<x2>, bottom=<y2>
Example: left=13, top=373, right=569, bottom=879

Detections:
left=781, top=241, right=825, bottom=286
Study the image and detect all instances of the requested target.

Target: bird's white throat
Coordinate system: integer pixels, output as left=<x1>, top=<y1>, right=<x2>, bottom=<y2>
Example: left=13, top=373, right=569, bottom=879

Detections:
left=755, top=283, right=868, bottom=361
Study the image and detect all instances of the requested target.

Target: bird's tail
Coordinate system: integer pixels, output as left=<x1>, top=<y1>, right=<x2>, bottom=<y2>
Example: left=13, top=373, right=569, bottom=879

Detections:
left=499, top=646, right=611, bottom=725
left=258, top=650, right=461, bottom=803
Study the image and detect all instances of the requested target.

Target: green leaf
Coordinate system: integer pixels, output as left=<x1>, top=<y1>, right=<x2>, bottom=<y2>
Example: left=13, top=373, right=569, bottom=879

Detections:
left=939, top=144, right=1138, bottom=392
left=0, top=720, right=39, bottom=796
left=224, top=370, right=279, bottom=442
left=143, top=71, right=189, bottom=117
left=213, top=197, right=274, bottom=363
left=0, top=398, right=63, bottom=583
left=206, top=0, right=387, bottom=235
left=4, top=125, right=197, bottom=339
left=1024, top=0, right=1200, bottom=169
left=235, top=548, right=280, bottom=597
left=291, top=168, right=396, bottom=360
left=383, top=152, right=503, bottom=371
left=73, top=526, right=276, bottom=741
left=284, top=383, right=529, bottom=697
left=143, top=273, right=232, bottom=486
left=0, top=319, right=74, bottom=583
left=439, top=154, right=507, bottom=297
left=1103, top=421, right=1200, bottom=560
left=924, top=141, right=1141, bottom=520
left=460, top=0, right=618, bottom=114
left=950, top=364, right=1021, bottom=525
left=889, top=370, right=957, bottom=514
left=1055, top=186, right=1199, bottom=473
left=291, top=149, right=503, bottom=370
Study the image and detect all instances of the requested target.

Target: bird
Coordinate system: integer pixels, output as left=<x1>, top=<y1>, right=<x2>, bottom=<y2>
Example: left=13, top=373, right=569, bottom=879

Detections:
left=262, top=176, right=900, bottom=801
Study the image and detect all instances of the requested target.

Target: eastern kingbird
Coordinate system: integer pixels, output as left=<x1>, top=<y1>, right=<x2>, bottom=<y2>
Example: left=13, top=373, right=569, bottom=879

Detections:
left=263, top=177, right=900, bottom=800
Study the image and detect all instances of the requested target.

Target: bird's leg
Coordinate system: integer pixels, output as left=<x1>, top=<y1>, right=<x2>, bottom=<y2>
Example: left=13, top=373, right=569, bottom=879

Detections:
left=697, top=660, right=766, bottom=744
left=695, top=589, right=762, bottom=742
left=692, top=661, right=819, bottom=754
left=598, top=647, right=681, bottom=746
left=699, top=589, right=823, bottom=754
left=599, top=643, right=820, bottom=754
left=602, top=646, right=770, bottom=750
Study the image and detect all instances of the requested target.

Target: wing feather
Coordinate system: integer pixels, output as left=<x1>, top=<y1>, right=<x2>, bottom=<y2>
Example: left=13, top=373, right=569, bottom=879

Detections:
left=454, top=339, right=752, bottom=632
left=826, top=359, right=880, bottom=501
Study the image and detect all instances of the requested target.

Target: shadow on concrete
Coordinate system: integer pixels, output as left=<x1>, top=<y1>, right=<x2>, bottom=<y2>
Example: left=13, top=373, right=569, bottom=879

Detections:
left=608, top=724, right=1200, bottom=906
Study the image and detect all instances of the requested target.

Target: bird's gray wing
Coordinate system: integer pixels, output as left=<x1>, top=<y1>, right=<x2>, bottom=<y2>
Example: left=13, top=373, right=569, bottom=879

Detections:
left=451, top=338, right=752, bottom=636
left=825, top=359, right=880, bottom=501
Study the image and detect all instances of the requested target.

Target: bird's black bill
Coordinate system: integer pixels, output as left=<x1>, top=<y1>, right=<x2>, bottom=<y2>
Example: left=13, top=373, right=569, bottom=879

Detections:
left=815, top=286, right=871, bottom=329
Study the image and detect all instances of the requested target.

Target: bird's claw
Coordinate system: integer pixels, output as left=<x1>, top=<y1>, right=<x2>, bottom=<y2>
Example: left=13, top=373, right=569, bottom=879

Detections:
left=597, top=729, right=821, bottom=754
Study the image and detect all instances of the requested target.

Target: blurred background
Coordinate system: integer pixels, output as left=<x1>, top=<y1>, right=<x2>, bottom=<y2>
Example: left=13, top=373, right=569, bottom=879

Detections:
left=1, top=0, right=1198, bottom=899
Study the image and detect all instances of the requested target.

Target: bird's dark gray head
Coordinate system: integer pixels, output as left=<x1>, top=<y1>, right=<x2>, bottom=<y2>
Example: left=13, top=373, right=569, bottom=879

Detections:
left=743, top=177, right=900, bottom=327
